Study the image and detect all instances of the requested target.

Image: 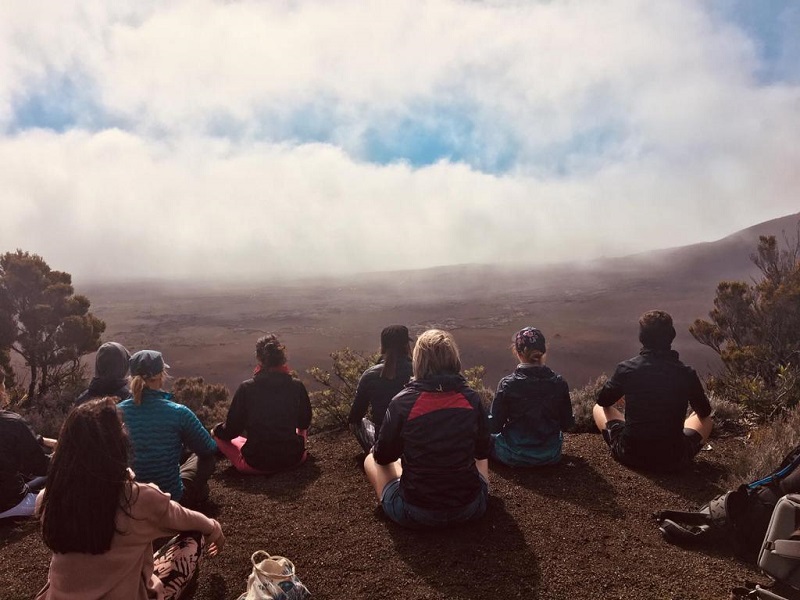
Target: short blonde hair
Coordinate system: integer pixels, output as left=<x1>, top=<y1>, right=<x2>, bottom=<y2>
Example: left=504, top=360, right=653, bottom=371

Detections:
left=412, top=329, right=462, bottom=380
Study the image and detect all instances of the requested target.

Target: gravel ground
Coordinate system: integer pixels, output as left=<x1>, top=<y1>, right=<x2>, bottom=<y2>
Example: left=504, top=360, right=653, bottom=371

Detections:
left=0, top=430, right=766, bottom=600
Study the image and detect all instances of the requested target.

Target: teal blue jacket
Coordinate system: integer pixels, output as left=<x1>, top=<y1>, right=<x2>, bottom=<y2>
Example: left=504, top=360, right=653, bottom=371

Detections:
left=119, top=389, right=217, bottom=500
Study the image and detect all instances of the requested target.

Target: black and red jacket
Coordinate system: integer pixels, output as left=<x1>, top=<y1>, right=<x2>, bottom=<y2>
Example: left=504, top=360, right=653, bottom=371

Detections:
left=373, top=374, right=490, bottom=510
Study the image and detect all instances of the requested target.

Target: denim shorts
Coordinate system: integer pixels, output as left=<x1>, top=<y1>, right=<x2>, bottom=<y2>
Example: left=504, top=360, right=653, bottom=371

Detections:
left=380, top=476, right=489, bottom=529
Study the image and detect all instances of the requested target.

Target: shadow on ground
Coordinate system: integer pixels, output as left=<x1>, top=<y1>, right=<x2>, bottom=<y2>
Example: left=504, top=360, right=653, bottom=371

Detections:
left=491, top=454, right=624, bottom=517
left=386, top=496, right=540, bottom=599
left=214, top=456, right=322, bottom=500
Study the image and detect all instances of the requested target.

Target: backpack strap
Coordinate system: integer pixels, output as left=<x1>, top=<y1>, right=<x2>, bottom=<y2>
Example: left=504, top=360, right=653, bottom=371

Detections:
left=655, top=509, right=712, bottom=527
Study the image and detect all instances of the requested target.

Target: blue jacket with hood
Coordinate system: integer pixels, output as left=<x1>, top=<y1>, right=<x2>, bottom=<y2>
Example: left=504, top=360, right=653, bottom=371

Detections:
left=489, top=364, right=574, bottom=466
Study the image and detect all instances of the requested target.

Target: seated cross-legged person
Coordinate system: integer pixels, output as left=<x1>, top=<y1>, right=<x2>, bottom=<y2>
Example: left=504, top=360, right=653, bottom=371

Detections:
left=35, top=398, right=224, bottom=600
left=364, top=329, right=491, bottom=528
left=593, top=310, right=713, bottom=472
left=347, top=325, right=414, bottom=453
left=119, top=350, right=217, bottom=507
left=75, top=341, right=132, bottom=404
left=0, top=372, right=55, bottom=519
left=489, top=326, right=575, bottom=466
left=212, top=334, right=312, bottom=475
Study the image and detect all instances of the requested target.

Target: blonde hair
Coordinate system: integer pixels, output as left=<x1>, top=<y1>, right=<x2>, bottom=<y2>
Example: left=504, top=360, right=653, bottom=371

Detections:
left=412, top=329, right=462, bottom=380
left=130, top=372, right=165, bottom=405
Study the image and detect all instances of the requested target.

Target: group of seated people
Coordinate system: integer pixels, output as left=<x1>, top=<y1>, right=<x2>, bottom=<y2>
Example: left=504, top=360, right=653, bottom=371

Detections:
left=0, top=309, right=713, bottom=598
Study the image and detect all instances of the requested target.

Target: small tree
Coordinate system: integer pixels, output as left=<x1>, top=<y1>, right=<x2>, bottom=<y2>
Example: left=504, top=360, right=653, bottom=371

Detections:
left=0, top=250, right=105, bottom=400
left=691, top=229, right=800, bottom=417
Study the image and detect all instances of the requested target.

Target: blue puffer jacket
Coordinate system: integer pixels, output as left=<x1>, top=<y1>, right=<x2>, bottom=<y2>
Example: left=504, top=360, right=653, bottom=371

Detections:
left=119, top=388, right=217, bottom=500
left=489, top=364, right=574, bottom=466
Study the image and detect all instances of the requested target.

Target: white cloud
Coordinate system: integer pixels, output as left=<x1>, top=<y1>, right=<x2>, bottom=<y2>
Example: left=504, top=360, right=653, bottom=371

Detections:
left=0, top=0, right=798, bottom=282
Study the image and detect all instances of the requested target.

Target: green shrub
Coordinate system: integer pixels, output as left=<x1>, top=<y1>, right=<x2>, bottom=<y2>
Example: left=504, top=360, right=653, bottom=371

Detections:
left=708, top=393, right=744, bottom=435
left=14, top=384, right=83, bottom=438
left=307, top=348, right=379, bottom=432
left=171, top=376, right=231, bottom=428
left=571, top=375, right=607, bottom=433
left=464, top=365, right=494, bottom=410
left=725, top=404, right=800, bottom=488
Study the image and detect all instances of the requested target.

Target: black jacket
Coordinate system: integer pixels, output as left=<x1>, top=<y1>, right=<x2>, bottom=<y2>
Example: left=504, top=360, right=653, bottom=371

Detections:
left=216, top=370, right=312, bottom=471
left=489, top=364, right=575, bottom=450
left=374, top=374, right=490, bottom=510
left=348, top=357, right=413, bottom=430
left=0, top=410, right=49, bottom=512
left=597, top=349, right=711, bottom=461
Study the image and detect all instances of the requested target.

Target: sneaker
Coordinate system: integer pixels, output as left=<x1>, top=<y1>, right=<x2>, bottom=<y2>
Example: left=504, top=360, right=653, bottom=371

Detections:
left=0, top=492, right=38, bottom=519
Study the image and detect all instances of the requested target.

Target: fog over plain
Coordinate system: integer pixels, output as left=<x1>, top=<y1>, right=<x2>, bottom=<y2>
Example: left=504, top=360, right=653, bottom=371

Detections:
left=0, top=1, right=798, bottom=283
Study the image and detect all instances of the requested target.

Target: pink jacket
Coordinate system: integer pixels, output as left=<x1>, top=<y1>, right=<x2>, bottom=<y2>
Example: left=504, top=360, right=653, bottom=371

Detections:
left=35, top=481, right=221, bottom=600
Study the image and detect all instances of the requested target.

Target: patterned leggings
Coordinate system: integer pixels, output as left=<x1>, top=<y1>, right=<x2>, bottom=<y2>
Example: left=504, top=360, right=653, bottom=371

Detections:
left=153, top=532, right=205, bottom=600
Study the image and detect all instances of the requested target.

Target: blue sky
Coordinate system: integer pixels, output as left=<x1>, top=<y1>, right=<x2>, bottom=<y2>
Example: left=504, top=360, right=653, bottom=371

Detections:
left=0, top=0, right=798, bottom=281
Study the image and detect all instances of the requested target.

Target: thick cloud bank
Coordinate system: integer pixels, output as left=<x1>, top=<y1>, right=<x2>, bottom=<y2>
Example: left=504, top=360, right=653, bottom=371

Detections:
left=0, top=0, right=798, bottom=281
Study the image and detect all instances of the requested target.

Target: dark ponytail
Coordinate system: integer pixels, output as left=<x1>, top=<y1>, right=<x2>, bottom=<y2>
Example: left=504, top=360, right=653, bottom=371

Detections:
left=255, top=334, right=287, bottom=368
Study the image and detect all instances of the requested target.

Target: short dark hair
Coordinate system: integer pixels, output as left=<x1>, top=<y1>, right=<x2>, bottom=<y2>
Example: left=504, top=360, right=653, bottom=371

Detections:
left=255, top=334, right=287, bottom=367
left=638, top=310, right=676, bottom=350
left=40, top=397, right=132, bottom=554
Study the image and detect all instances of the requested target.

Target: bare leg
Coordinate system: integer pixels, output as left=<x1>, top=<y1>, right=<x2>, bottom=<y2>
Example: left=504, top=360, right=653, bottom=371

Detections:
left=364, top=453, right=402, bottom=501
left=475, top=458, right=490, bottom=491
left=593, top=402, right=625, bottom=431
left=684, top=412, right=713, bottom=443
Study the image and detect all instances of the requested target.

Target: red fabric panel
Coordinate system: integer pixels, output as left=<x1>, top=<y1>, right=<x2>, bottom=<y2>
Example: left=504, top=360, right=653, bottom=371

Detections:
left=407, top=390, right=472, bottom=421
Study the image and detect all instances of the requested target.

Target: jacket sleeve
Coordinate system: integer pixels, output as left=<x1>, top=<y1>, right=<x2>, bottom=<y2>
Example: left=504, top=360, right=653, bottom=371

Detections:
left=487, top=380, right=507, bottom=435
left=146, top=484, right=222, bottom=540
left=180, top=407, right=218, bottom=455
left=559, top=381, right=576, bottom=431
left=296, top=381, right=312, bottom=430
left=348, top=369, right=372, bottom=425
left=687, top=369, right=712, bottom=418
left=216, top=384, right=247, bottom=441
left=474, top=397, right=491, bottom=460
left=597, top=365, right=626, bottom=407
left=19, top=420, right=50, bottom=477
left=373, top=396, right=405, bottom=465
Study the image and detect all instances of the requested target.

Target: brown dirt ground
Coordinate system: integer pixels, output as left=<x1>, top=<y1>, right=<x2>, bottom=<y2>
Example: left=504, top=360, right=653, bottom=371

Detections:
left=0, top=430, right=769, bottom=600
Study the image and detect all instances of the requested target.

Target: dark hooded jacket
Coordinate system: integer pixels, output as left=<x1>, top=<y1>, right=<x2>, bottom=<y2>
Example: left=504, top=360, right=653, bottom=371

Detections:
left=489, top=364, right=574, bottom=465
left=0, top=410, right=49, bottom=512
left=348, top=356, right=413, bottom=431
left=76, top=342, right=131, bottom=404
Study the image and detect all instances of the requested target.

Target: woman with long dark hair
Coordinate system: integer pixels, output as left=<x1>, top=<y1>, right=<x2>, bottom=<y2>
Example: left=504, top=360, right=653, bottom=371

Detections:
left=212, top=334, right=312, bottom=474
left=347, top=325, right=413, bottom=452
left=363, top=329, right=491, bottom=528
left=36, top=397, right=224, bottom=599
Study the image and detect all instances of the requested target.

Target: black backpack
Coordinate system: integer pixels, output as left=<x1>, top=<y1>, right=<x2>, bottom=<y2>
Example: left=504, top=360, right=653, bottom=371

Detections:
left=655, top=444, right=800, bottom=560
